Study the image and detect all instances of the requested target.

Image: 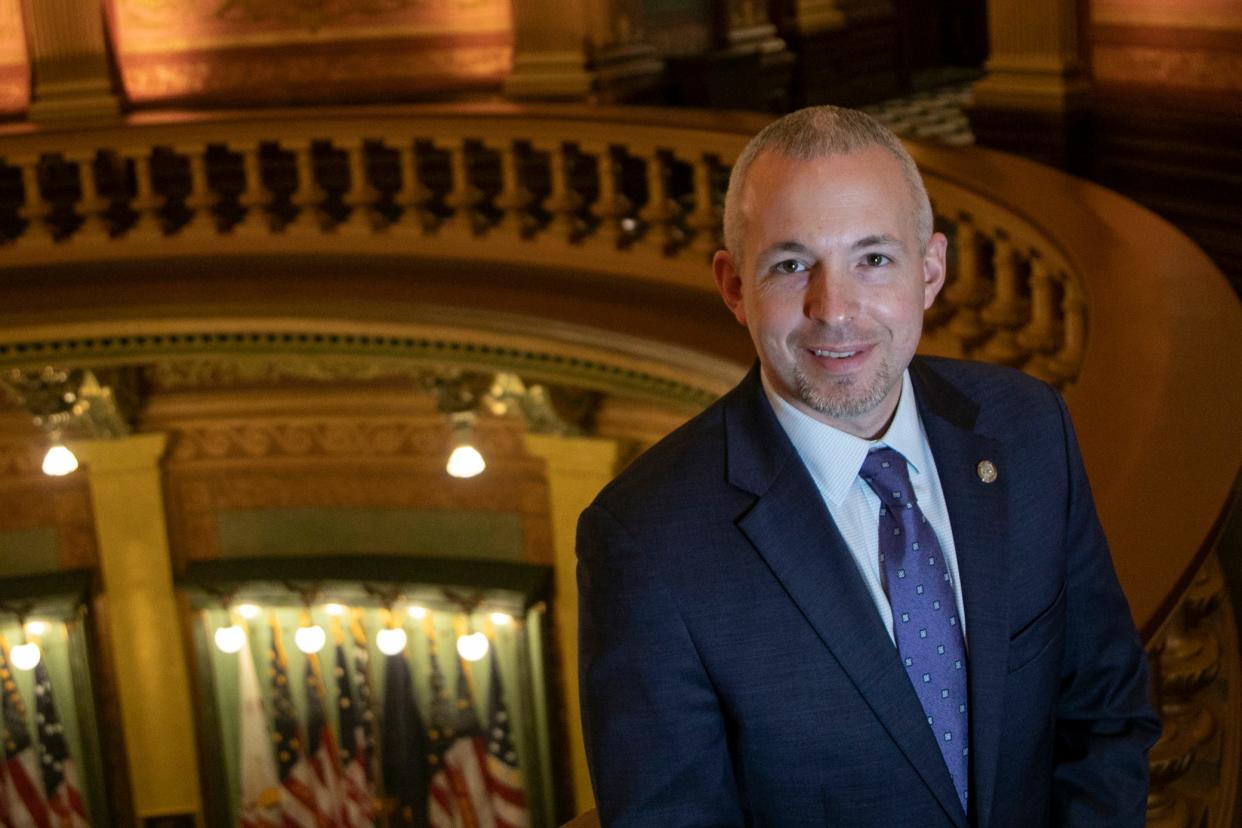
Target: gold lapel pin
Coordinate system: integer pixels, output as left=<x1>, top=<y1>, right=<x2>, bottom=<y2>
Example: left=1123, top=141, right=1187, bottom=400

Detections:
left=977, top=460, right=998, bottom=483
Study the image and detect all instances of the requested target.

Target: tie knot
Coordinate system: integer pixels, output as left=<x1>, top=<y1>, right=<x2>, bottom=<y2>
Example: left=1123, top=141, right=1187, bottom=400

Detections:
left=859, top=447, right=916, bottom=509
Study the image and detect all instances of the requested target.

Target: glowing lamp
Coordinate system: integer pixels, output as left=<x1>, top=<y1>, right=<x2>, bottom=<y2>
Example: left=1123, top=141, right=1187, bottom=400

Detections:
left=376, top=627, right=408, bottom=656
left=294, top=624, right=326, bottom=654
left=456, top=632, right=489, bottom=662
left=42, top=445, right=78, bottom=477
left=214, top=625, right=246, bottom=654
left=10, top=643, right=40, bottom=671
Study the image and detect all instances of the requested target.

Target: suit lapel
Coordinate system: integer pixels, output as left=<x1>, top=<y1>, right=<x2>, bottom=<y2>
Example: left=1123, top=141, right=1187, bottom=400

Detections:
left=911, top=360, right=1010, bottom=828
left=725, top=366, right=968, bottom=828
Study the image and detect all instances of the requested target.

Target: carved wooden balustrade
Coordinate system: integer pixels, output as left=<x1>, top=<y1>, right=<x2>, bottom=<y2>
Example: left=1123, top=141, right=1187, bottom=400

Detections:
left=0, top=105, right=1084, bottom=388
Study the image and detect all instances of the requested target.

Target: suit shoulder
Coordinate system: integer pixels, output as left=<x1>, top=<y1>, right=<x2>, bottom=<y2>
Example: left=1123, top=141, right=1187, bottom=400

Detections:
left=917, top=356, right=1060, bottom=413
left=589, top=391, right=731, bottom=519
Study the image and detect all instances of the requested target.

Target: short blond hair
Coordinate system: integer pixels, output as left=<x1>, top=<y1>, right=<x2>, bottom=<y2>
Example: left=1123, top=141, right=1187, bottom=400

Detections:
left=723, top=106, right=934, bottom=264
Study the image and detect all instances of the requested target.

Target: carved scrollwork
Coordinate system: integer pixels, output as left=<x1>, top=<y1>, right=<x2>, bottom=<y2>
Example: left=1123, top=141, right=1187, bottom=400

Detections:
left=1145, top=553, right=1240, bottom=828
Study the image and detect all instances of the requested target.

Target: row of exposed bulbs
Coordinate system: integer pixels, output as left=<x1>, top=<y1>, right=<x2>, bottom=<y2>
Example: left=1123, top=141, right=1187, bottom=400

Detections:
left=213, top=603, right=513, bottom=661
left=41, top=412, right=488, bottom=479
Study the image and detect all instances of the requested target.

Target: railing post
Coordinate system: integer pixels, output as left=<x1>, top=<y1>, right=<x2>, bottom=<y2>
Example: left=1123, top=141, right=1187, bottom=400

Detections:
left=979, top=231, right=1027, bottom=365
left=582, top=142, right=626, bottom=250
left=486, top=138, right=530, bottom=241
left=535, top=139, right=580, bottom=241
left=177, top=143, right=216, bottom=237
left=123, top=148, right=163, bottom=239
left=338, top=138, right=377, bottom=236
left=391, top=141, right=434, bottom=235
left=285, top=140, right=322, bottom=234
left=15, top=155, right=54, bottom=246
left=67, top=150, right=110, bottom=242
left=686, top=153, right=720, bottom=259
left=944, top=216, right=990, bottom=354
left=637, top=148, right=675, bottom=255
left=437, top=137, right=483, bottom=239
left=232, top=142, right=271, bottom=236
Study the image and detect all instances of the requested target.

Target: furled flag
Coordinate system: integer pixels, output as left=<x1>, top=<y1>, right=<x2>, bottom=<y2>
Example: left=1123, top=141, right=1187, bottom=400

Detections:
left=427, top=633, right=493, bottom=828
left=32, top=661, right=88, bottom=828
left=347, top=618, right=377, bottom=791
left=482, top=648, right=527, bottom=828
left=304, top=656, right=343, bottom=824
left=381, top=648, right=429, bottom=828
left=237, top=627, right=280, bottom=828
left=0, top=636, right=50, bottom=828
left=268, top=617, right=320, bottom=828
left=333, top=637, right=373, bottom=828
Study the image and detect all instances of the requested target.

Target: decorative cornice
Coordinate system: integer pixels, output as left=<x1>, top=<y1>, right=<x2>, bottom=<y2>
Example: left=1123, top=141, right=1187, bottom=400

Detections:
left=0, top=330, right=719, bottom=410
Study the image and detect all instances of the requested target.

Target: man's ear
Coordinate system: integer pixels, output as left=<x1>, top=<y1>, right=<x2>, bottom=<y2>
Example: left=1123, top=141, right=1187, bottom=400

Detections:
left=713, top=250, right=747, bottom=326
left=922, top=232, right=948, bottom=310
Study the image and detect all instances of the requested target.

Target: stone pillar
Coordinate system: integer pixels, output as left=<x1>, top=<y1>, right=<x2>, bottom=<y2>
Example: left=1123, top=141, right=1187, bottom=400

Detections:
left=967, top=0, right=1090, bottom=170
left=522, top=434, right=618, bottom=817
left=70, top=434, right=203, bottom=824
left=505, top=0, right=661, bottom=102
left=20, top=0, right=119, bottom=122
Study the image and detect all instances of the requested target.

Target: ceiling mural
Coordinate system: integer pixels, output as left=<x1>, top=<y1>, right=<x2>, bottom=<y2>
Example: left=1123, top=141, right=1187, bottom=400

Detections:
left=103, top=0, right=512, bottom=105
left=0, top=0, right=28, bottom=115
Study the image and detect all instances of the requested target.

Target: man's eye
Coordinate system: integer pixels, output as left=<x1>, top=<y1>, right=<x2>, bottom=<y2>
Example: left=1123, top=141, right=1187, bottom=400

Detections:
left=772, top=260, right=807, bottom=274
left=862, top=253, right=891, bottom=267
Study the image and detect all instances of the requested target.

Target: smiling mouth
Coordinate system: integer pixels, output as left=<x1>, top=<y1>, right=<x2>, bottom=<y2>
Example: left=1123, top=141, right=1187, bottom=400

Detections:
left=812, top=349, right=859, bottom=359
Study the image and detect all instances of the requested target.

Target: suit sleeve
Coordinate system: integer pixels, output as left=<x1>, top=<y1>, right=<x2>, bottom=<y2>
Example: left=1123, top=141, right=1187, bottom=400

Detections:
left=577, top=502, right=745, bottom=827
left=1049, top=389, right=1162, bottom=826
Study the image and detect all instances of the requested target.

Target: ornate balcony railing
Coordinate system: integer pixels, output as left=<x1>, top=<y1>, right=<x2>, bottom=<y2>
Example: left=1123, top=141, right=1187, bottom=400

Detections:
left=0, top=104, right=1082, bottom=387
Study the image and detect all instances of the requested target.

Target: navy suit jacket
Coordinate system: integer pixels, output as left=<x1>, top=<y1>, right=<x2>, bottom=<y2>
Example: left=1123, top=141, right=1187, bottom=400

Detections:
left=577, top=357, right=1159, bottom=827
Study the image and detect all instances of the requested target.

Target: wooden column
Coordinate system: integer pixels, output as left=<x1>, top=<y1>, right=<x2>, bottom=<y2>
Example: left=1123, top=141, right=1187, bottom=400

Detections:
left=20, top=0, right=119, bottom=122
left=522, top=434, right=618, bottom=817
left=967, top=0, right=1090, bottom=170
left=70, top=434, right=203, bottom=825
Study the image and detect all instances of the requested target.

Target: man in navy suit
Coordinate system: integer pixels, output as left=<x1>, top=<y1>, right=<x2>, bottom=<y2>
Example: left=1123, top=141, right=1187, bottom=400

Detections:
left=576, top=106, right=1159, bottom=826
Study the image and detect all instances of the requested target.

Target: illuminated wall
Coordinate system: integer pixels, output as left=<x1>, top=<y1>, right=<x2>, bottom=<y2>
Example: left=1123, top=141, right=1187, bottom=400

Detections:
left=0, top=0, right=28, bottom=115
left=1091, top=0, right=1242, bottom=92
left=103, top=0, right=513, bottom=106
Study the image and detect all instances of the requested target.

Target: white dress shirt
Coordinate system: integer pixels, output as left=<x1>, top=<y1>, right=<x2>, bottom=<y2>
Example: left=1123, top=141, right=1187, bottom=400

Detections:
left=761, top=369, right=967, bottom=644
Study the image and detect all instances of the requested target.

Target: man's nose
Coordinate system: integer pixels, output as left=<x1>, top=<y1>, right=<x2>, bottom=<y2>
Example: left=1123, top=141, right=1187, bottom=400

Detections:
left=805, top=267, right=857, bottom=324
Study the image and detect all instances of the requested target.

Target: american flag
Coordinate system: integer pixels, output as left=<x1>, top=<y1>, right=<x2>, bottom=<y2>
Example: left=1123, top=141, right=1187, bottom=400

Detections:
left=332, top=641, right=372, bottom=828
left=427, top=642, right=493, bottom=828
left=347, top=618, right=377, bottom=788
left=482, top=648, right=527, bottom=828
left=0, top=637, right=50, bottom=828
left=237, top=628, right=280, bottom=828
left=268, top=617, right=320, bottom=828
left=380, top=650, right=429, bottom=827
left=304, top=656, right=343, bottom=825
left=32, top=662, right=88, bottom=828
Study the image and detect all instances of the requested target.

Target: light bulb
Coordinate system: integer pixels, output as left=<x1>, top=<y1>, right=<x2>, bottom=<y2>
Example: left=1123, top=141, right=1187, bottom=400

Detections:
left=376, top=627, right=408, bottom=656
left=236, top=603, right=260, bottom=620
left=456, top=631, right=489, bottom=662
left=42, top=445, right=78, bottom=477
left=324, top=603, right=346, bottom=616
left=214, top=625, right=246, bottom=654
left=407, top=605, right=427, bottom=620
left=23, top=620, right=46, bottom=637
left=489, top=612, right=513, bottom=626
left=10, top=643, right=40, bottom=671
left=446, top=445, right=485, bottom=479
left=294, top=624, right=326, bottom=654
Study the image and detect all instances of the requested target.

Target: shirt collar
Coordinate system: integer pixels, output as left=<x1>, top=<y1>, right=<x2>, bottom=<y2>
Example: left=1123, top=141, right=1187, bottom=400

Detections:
left=761, top=369, right=930, bottom=505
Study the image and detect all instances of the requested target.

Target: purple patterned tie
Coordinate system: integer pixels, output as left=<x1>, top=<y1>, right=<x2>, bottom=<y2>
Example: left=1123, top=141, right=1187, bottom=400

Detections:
left=860, top=447, right=969, bottom=813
